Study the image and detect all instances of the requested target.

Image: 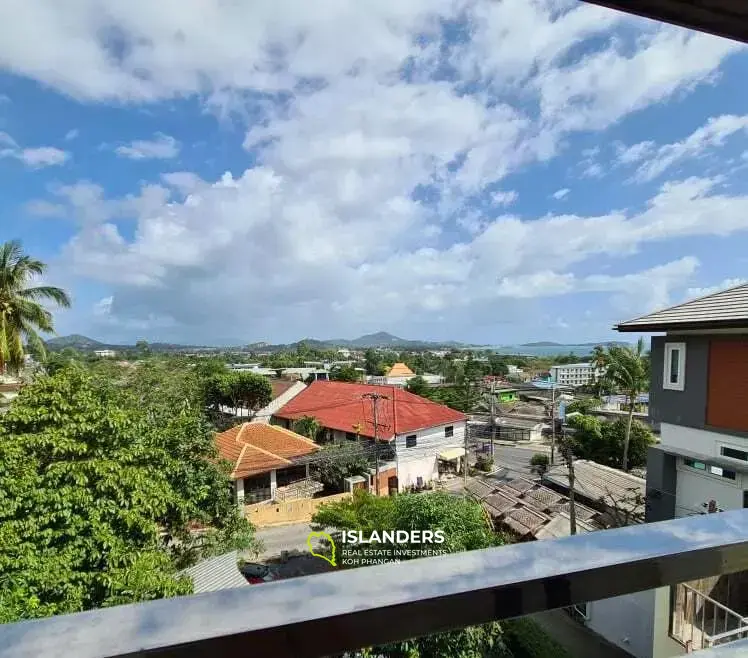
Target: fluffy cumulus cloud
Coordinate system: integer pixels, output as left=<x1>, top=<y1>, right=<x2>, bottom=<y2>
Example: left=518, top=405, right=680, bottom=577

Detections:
left=5, top=0, right=748, bottom=342
left=0, top=131, right=69, bottom=168
left=114, top=133, right=180, bottom=160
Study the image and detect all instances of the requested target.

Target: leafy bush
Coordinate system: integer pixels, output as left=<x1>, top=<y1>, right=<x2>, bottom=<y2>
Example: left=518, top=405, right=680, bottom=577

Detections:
left=529, top=453, right=550, bottom=476
left=502, top=618, right=574, bottom=658
left=476, top=455, right=494, bottom=472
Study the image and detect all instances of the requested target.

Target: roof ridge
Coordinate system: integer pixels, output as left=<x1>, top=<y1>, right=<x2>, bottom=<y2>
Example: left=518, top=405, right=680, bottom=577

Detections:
left=243, top=442, right=294, bottom=466
left=235, top=422, right=249, bottom=444
left=231, top=444, right=249, bottom=478
left=618, top=281, right=748, bottom=325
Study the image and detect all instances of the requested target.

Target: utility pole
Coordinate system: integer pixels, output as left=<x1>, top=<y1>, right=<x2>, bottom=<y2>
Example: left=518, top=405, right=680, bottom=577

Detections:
left=560, top=436, right=577, bottom=535
left=363, top=393, right=388, bottom=496
left=464, top=419, right=469, bottom=494
left=489, top=379, right=496, bottom=459
left=550, top=384, right=556, bottom=465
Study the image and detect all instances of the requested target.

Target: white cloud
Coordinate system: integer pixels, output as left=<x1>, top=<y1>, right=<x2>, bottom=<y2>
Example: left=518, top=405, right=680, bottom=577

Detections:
left=686, top=278, right=747, bottom=299
left=0, top=132, right=69, bottom=168
left=624, top=115, right=748, bottom=182
left=552, top=188, right=569, bottom=200
left=64, top=129, right=79, bottom=141
left=492, top=190, right=518, bottom=207
left=114, top=133, right=179, bottom=160
left=51, top=170, right=748, bottom=339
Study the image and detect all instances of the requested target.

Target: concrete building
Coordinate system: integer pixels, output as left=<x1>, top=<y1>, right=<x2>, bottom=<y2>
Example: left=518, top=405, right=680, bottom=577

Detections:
left=367, top=362, right=444, bottom=387
left=93, top=349, right=117, bottom=358
left=549, top=363, right=601, bottom=388
left=614, top=281, right=748, bottom=654
left=273, top=381, right=467, bottom=492
left=215, top=423, right=321, bottom=504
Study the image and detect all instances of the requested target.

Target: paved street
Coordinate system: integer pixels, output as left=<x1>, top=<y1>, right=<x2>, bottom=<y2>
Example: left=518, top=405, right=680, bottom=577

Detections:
left=253, top=522, right=317, bottom=558
left=474, top=442, right=552, bottom=480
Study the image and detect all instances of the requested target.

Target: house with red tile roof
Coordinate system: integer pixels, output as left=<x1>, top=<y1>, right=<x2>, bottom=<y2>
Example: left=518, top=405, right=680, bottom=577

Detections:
left=273, top=381, right=467, bottom=492
left=215, top=423, right=320, bottom=504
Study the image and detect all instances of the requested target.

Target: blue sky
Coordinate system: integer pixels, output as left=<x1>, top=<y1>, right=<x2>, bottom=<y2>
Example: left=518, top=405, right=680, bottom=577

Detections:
left=1, top=0, right=748, bottom=346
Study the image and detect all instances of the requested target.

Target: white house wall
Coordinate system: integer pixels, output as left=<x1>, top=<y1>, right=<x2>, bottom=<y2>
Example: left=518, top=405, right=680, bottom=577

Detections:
left=661, top=422, right=748, bottom=464
left=395, top=421, right=465, bottom=490
left=251, top=381, right=307, bottom=424
left=674, top=462, right=745, bottom=517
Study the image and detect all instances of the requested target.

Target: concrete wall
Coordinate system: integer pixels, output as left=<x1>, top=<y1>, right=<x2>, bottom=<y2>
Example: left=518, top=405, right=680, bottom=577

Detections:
left=586, top=587, right=685, bottom=658
left=650, top=335, right=710, bottom=430
left=395, top=421, right=465, bottom=491
left=645, top=446, right=677, bottom=522
left=244, top=493, right=350, bottom=527
left=251, top=381, right=306, bottom=424
left=674, top=460, right=745, bottom=517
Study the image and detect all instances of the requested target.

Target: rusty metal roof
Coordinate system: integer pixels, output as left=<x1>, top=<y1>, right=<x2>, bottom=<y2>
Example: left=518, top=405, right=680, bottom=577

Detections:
left=584, top=0, right=748, bottom=44
left=615, top=282, right=748, bottom=332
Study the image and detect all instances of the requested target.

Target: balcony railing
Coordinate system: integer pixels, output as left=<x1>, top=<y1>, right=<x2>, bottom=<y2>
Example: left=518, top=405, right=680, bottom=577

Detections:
left=673, top=583, right=748, bottom=650
left=0, top=509, right=746, bottom=658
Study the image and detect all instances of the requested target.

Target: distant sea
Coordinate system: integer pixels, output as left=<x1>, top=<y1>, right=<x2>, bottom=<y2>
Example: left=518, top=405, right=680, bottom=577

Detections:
left=490, top=344, right=601, bottom=357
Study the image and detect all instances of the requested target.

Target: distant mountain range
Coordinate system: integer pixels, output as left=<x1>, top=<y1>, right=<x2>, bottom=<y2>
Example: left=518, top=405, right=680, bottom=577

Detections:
left=45, top=331, right=466, bottom=353
left=519, top=341, right=629, bottom=348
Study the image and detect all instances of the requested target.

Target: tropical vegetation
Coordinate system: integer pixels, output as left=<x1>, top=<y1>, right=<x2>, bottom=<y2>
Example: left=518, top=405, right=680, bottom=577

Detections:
left=0, top=240, right=71, bottom=374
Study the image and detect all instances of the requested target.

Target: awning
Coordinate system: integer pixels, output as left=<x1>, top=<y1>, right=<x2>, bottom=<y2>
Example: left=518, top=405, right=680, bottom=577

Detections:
left=439, top=448, right=466, bottom=461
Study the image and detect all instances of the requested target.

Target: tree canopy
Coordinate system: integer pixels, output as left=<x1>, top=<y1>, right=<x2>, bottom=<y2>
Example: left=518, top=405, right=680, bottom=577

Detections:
left=567, top=414, right=655, bottom=470
left=313, top=491, right=569, bottom=658
left=0, top=240, right=71, bottom=374
left=330, top=364, right=360, bottom=382
left=202, top=370, right=273, bottom=415
left=0, top=364, right=258, bottom=623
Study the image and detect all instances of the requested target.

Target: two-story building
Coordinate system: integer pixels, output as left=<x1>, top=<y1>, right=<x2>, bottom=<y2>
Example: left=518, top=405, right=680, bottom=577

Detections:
left=273, top=380, right=467, bottom=492
left=615, top=283, right=748, bottom=654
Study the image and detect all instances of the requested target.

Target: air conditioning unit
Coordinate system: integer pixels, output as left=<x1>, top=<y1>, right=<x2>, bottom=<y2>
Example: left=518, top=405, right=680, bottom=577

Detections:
left=343, top=475, right=370, bottom=494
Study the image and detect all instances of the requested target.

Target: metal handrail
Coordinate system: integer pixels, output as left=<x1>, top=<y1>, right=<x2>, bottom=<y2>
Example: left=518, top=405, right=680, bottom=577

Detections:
left=0, top=509, right=746, bottom=658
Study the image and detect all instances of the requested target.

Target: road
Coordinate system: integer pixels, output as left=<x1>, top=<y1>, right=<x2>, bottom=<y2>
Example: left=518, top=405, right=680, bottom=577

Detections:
left=253, top=522, right=317, bottom=558
left=491, top=444, right=549, bottom=479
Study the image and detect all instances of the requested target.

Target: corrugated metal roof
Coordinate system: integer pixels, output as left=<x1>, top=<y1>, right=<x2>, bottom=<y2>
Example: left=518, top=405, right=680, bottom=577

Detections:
left=615, top=282, right=748, bottom=331
left=178, top=551, right=248, bottom=593
left=543, top=460, right=646, bottom=518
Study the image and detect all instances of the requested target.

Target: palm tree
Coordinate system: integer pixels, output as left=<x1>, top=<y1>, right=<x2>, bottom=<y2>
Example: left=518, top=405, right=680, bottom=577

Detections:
left=0, top=240, right=71, bottom=374
left=601, top=338, right=649, bottom=472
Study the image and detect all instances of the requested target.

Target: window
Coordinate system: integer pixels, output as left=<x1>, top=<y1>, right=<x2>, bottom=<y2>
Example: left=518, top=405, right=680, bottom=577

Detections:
left=721, top=446, right=748, bottom=462
left=684, top=458, right=736, bottom=480
left=345, top=432, right=357, bottom=441
left=445, top=426, right=454, bottom=438
left=406, top=434, right=417, bottom=448
left=663, top=342, right=686, bottom=391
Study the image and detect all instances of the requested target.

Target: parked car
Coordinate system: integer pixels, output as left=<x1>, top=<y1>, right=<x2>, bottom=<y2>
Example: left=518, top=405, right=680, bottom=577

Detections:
left=239, top=562, right=278, bottom=585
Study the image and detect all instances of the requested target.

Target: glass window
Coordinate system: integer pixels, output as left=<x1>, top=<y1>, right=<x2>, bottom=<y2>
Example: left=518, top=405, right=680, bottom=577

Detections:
left=669, top=348, right=680, bottom=384
left=445, top=426, right=454, bottom=438
left=721, top=446, right=748, bottom=462
left=663, top=342, right=686, bottom=391
left=406, top=434, right=417, bottom=448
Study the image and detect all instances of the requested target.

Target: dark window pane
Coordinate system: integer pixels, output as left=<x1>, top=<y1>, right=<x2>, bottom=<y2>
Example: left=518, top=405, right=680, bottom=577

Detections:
left=721, top=446, right=748, bottom=462
left=669, top=349, right=680, bottom=384
left=445, top=426, right=454, bottom=438
left=406, top=434, right=417, bottom=448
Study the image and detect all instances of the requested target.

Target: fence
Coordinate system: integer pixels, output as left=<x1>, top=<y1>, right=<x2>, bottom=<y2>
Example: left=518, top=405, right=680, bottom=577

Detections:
left=672, top=582, right=748, bottom=650
left=244, top=492, right=350, bottom=527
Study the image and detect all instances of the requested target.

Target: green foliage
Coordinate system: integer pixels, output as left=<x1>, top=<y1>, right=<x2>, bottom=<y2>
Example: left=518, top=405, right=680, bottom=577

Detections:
left=330, top=364, right=360, bottom=382
left=476, top=455, right=494, bottom=472
left=201, top=370, right=272, bottom=414
left=315, top=491, right=567, bottom=657
left=364, top=348, right=387, bottom=376
left=312, top=444, right=371, bottom=492
left=293, top=415, right=323, bottom=442
left=529, top=453, right=550, bottom=476
left=501, top=617, right=573, bottom=658
left=0, top=240, right=71, bottom=374
left=565, top=398, right=600, bottom=415
left=404, top=375, right=429, bottom=396
left=0, top=364, right=258, bottom=623
left=567, top=415, right=655, bottom=470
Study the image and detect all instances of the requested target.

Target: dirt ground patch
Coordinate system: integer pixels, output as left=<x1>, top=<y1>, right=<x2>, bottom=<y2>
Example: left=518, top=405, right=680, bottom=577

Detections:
left=265, top=551, right=336, bottom=579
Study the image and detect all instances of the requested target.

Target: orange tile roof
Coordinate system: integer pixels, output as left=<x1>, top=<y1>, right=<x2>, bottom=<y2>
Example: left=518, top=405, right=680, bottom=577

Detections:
left=386, top=362, right=415, bottom=377
left=274, top=380, right=466, bottom=440
left=215, top=423, right=320, bottom=480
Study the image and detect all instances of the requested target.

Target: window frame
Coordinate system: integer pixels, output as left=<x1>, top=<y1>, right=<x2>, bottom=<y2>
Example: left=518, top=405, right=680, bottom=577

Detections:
left=663, top=342, right=686, bottom=391
left=444, top=426, right=454, bottom=438
left=405, top=434, right=417, bottom=448
left=720, top=445, right=748, bottom=463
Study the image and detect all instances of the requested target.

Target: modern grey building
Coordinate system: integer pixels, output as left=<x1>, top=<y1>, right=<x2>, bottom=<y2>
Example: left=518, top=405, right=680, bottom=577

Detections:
left=616, top=282, right=748, bottom=652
